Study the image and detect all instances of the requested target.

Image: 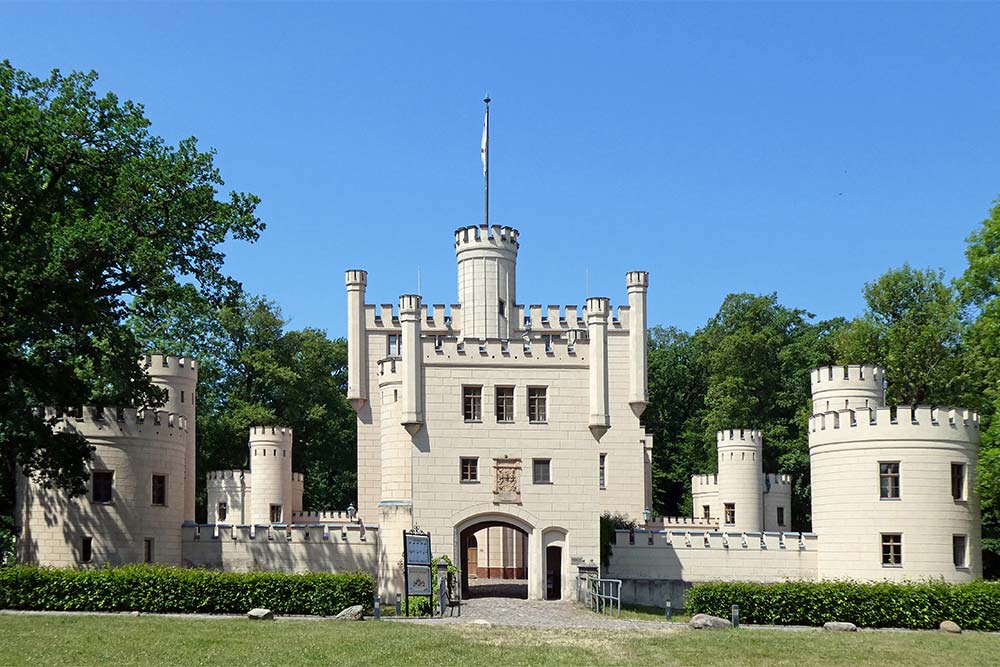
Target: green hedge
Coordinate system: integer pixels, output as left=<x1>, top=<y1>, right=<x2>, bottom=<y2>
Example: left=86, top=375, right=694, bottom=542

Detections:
left=0, top=565, right=375, bottom=616
left=686, top=580, right=1000, bottom=631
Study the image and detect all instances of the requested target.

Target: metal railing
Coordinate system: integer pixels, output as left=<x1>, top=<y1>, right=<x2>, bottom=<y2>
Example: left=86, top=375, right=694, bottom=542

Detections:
left=577, top=574, right=621, bottom=617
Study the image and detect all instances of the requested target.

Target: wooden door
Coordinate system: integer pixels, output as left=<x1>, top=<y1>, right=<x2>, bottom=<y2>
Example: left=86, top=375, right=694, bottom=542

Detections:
left=466, top=535, right=478, bottom=579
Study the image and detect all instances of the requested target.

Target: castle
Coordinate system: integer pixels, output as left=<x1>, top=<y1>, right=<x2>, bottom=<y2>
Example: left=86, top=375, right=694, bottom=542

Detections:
left=15, top=226, right=982, bottom=606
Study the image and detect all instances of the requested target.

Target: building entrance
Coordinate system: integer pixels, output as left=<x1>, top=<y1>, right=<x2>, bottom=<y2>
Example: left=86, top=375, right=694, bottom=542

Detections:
left=459, top=520, right=529, bottom=599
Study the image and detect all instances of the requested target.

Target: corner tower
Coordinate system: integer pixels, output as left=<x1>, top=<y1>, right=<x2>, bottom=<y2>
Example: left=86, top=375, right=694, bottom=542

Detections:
left=455, top=224, right=518, bottom=340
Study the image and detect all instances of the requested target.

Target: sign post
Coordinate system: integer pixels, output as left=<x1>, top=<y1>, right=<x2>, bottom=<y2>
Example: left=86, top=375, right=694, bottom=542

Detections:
left=402, top=530, right=432, bottom=617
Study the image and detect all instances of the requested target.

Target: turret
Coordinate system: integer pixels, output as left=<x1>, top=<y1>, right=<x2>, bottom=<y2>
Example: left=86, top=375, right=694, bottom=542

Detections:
left=626, top=271, right=649, bottom=417
left=399, top=294, right=424, bottom=435
left=248, top=426, right=293, bottom=525
left=455, top=225, right=518, bottom=340
left=144, top=354, right=198, bottom=523
left=345, top=269, right=369, bottom=411
left=716, top=429, right=763, bottom=532
left=811, top=365, right=885, bottom=415
left=586, top=297, right=610, bottom=440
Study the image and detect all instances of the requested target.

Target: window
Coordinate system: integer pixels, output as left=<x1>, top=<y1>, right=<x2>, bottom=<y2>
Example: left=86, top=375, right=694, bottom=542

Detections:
left=777, top=507, right=786, bottom=527
left=533, top=459, right=551, bottom=484
left=953, top=535, right=968, bottom=568
left=881, top=533, right=902, bottom=566
left=460, top=457, right=478, bottom=482
left=599, top=453, right=607, bottom=489
left=498, top=299, right=506, bottom=317
left=879, top=462, right=900, bottom=499
left=724, top=503, right=735, bottom=525
left=270, top=504, right=283, bottom=523
left=81, top=536, right=92, bottom=563
left=151, top=474, right=166, bottom=506
left=92, top=471, right=114, bottom=503
left=528, top=387, right=547, bottom=423
left=387, top=334, right=402, bottom=357
left=181, top=390, right=185, bottom=404
left=218, top=502, right=228, bottom=522
left=144, top=539, right=154, bottom=563
left=463, top=386, right=482, bottom=422
left=496, top=386, right=515, bottom=423
left=952, top=463, right=967, bottom=501
left=702, top=505, right=711, bottom=521
left=543, top=335, right=553, bottom=353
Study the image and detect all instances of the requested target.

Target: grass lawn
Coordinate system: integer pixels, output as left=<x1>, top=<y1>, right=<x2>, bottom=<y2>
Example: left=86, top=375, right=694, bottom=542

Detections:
left=617, top=602, right=691, bottom=623
left=0, top=613, right=998, bottom=666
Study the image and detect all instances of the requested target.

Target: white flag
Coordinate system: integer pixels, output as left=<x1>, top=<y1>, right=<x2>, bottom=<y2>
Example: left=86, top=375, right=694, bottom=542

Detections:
left=481, top=109, right=488, bottom=176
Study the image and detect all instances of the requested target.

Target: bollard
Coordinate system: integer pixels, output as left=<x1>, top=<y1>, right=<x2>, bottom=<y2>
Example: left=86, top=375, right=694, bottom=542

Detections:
left=665, top=600, right=672, bottom=622
left=395, top=593, right=402, bottom=616
left=731, top=604, right=740, bottom=628
left=373, top=595, right=381, bottom=620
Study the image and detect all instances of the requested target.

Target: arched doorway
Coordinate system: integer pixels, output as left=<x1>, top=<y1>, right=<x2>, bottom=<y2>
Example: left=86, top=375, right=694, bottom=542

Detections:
left=459, top=519, right=529, bottom=599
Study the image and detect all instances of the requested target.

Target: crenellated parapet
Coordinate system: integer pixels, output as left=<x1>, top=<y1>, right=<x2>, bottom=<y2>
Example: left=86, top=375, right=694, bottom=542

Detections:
left=811, top=364, right=885, bottom=414
left=45, top=406, right=191, bottom=440
left=454, top=224, right=519, bottom=251
left=717, top=428, right=763, bottom=449
left=143, top=354, right=198, bottom=379
left=206, top=469, right=249, bottom=481
left=422, top=335, right=589, bottom=366
left=808, top=405, right=979, bottom=449
left=250, top=425, right=294, bottom=445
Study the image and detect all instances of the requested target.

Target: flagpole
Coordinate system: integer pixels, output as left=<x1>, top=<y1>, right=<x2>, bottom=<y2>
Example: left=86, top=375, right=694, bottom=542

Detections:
left=484, top=94, right=490, bottom=228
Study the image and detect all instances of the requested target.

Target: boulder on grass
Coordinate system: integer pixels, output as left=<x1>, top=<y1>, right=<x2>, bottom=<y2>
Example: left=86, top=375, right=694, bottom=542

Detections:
left=247, top=608, right=274, bottom=621
left=334, top=605, right=365, bottom=620
left=823, top=622, right=857, bottom=632
left=940, top=620, right=962, bottom=634
left=689, top=613, right=733, bottom=629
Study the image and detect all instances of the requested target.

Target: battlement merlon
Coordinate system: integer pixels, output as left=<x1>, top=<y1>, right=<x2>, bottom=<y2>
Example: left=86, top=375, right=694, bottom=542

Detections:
left=717, top=428, right=764, bottom=449
left=249, top=425, right=294, bottom=447
left=454, top=224, right=520, bottom=254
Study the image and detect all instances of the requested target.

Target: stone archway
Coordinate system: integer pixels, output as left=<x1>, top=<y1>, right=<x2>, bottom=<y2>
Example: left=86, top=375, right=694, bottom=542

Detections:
left=458, top=518, right=529, bottom=599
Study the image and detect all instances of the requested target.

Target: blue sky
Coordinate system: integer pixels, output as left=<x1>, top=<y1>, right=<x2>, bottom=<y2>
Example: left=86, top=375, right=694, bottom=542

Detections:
left=4, top=2, right=1000, bottom=337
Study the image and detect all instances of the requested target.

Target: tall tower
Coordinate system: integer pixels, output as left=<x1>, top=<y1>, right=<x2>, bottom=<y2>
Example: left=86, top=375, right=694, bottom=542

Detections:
left=455, top=224, right=518, bottom=340
left=717, top=429, right=764, bottom=532
left=145, top=354, right=198, bottom=523
left=248, top=426, right=293, bottom=524
left=345, top=269, right=369, bottom=411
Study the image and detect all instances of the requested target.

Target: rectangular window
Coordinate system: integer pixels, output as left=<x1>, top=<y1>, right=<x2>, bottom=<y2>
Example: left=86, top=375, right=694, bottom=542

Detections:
left=270, top=504, right=283, bottom=523
left=463, top=386, right=482, bottom=422
left=528, top=387, right=547, bottom=423
left=143, top=539, right=154, bottom=563
left=533, top=459, right=551, bottom=484
left=81, top=536, right=92, bottom=563
left=218, top=502, right=228, bottom=522
left=881, top=533, right=902, bottom=566
left=498, top=299, right=506, bottom=317
left=599, top=453, right=607, bottom=489
left=151, top=474, right=166, bottom=506
left=879, top=462, right=900, bottom=499
left=180, top=390, right=185, bottom=404
left=953, top=535, right=968, bottom=568
left=543, top=335, right=553, bottom=353
left=952, top=463, right=967, bottom=501
left=777, top=507, right=786, bottom=527
left=387, top=334, right=402, bottom=357
left=460, top=457, right=478, bottom=482
left=495, top=386, right=515, bottom=423
left=724, top=503, right=735, bottom=525
left=92, top=471, right=114, bottom=503
left=702, top=505, right=711, bottom=521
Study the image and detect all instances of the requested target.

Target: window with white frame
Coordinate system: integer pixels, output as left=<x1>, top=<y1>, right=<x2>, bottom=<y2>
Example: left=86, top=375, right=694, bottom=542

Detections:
left=495, top=386, right=515, bottom=423
left=881, top=533, right=902, bottom=566
left=879, top=462, right=900, bottom=499
left=953, top=534, right=968, bottom=568
left=528, top=387, right=547, bottom=423
left=951, top=463, right=967, bottom=501
left=463, top=386, right=482, bottom=422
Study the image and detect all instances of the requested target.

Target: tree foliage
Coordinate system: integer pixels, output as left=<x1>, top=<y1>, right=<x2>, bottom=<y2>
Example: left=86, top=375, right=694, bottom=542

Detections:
left=129, top=292, right=356, bottom=518
left=0, top=61, right=261, bottom=515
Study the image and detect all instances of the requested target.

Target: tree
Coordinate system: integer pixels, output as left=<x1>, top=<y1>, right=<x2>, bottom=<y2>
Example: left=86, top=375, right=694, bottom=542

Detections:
left=835, top=265, right=966, bottom=406
left=130, top=293, right=357, bottom=519
left=0, top=61, right=262, bottom=517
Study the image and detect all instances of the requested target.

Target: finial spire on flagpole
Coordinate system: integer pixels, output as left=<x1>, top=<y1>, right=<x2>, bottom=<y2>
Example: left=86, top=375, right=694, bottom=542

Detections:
left=482, top=94, right=490, bottom=228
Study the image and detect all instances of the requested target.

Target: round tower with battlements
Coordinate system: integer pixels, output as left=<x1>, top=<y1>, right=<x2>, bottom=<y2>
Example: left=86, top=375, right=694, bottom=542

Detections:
left=809, top=365, right=982, bottom=581
left=248, top=426, right=294, bottom=525
left=717, top=429, right=764, bottom=532
left=455, top=224, right=518, bottom=340
left=144, top=354, right=198, bottom=522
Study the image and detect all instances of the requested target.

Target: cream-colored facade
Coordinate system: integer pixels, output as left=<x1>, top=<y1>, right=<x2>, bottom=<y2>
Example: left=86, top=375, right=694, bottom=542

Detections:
left=349, top=225, right=653, bottom=601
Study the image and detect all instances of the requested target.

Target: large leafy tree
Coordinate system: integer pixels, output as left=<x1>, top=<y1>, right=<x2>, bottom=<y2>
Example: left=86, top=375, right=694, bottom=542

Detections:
left=130, top=293, right=356, bottom=520
left=0, top=61, right=262, bottom=516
